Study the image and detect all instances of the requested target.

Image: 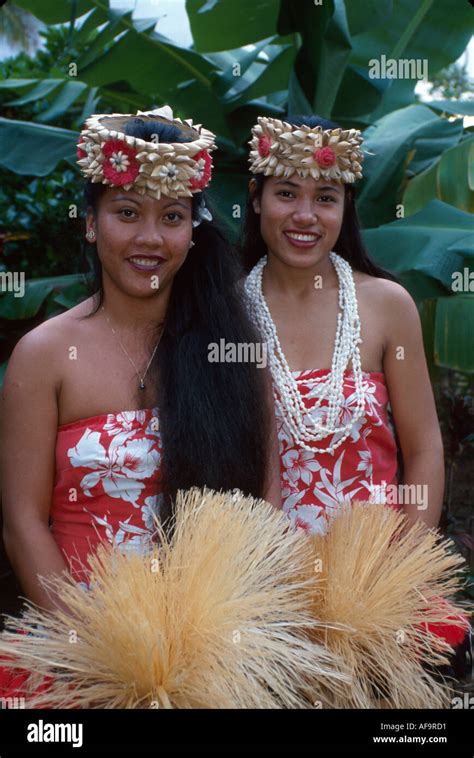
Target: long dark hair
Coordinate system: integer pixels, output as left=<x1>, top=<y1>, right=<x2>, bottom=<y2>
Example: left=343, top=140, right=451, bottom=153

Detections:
left=80, top=117, right=272, bottom=534
left=239, top=114, right=397, bottom=281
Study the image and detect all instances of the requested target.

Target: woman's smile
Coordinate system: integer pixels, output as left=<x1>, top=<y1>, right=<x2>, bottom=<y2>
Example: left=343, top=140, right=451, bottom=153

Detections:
left=126, top=255, right=166, bottom=272
left=283, top=229, right=323, bottom=248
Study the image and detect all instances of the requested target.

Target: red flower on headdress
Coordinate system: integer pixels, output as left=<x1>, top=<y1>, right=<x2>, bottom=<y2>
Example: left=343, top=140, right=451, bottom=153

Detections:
left=102, top=139, right=140, bottom=186
left=189, top=149, right=212, bottom=190
left=77, top=135, right=87, bottom=160
left=258, top=136, right=272, bottom=157
left=313, top=146, right=336, bottom=168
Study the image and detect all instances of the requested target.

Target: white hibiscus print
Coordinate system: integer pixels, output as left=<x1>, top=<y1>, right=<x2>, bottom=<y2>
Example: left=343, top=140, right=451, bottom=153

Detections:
left=285, top=503, right=327, bottom=536
left=68, top=429, right=159, bottom=507
left=145, top=412, right=160, bottom=438
left=356, top=449, right=373, bottom=478
left=302, top=403, right=329, bottom=430
left=328, top=388, right=368, bottom=435
left=312, top=449, right=363, bottom=516
left=275, top=413, right=293, bottom=454
left=275, top=369, right=397, bottom=537
left=360, top=382, right=384, bottom=426
left=291, top=377, right=373, bottom=452
left=282, top=488, right=307, bottom=512
left=297, top=407, right=367, bottom=456
left=282, top=448, right=321, bottom=486
left=88, top=510, right=155, bottom=555
left=103, top=410, right=147, bottom=437
left=282, top=479, right=301, bottom=501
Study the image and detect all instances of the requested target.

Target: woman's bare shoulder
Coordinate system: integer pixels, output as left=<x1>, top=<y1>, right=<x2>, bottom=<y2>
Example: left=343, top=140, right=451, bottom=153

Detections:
left=6, top=297, right=98, bottom=380
left=354, top=272, right=415, bottom=309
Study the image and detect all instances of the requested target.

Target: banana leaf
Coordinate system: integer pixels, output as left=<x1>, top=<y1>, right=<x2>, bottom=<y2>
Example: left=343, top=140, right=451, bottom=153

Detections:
left=0, top=274, right=87, bottom=320
left=362, top=199, right=471, bottom=295
left=434, top=295, right=474, bottom=373
left=0, top=118, right=78, bottom=175
left=403, top=137, right=474, bottom=216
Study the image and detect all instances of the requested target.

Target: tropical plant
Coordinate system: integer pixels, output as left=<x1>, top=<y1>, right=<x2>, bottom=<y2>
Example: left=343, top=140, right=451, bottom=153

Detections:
left=0, top=0, right=472, bottom=372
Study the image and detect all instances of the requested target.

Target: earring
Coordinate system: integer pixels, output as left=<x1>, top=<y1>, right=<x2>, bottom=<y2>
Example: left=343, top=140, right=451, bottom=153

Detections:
left=189, top=240, right=195, bottom=248
left=86, top=229, right=96, bottom=241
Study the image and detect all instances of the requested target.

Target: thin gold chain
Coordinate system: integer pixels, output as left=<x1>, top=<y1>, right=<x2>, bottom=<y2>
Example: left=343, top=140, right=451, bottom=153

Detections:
left=101, top=305, right=163, bottom=390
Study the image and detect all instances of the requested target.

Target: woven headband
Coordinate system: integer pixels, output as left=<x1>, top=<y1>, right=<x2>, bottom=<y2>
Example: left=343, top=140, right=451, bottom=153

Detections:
left=248, top=116, right=364, bottom=183
left=77, top=106, right=217, bottom=199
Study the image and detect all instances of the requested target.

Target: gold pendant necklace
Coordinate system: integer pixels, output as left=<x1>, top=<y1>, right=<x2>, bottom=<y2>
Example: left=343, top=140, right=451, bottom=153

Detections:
left=101, top=306, right=163, bottom=390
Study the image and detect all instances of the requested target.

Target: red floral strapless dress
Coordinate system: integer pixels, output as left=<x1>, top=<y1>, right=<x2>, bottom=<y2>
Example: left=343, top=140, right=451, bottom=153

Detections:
left=276, top=369, right=401, bottom=535
left=51, top=406, right=162, bottom=585
left=275, top=368, right=471, bottom=649
left=0, top=407, right=162, bottom=703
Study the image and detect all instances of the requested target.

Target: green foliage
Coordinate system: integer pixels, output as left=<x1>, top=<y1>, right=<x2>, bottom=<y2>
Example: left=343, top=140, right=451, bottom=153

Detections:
left=0, top=21, right=101, bottom=128
left=403, top=138, right=474, bottom=216
left=0, top=273, right=88, bottom=320
left=0, top=167, right=83, bottom=278
left=0, top=0, right=472, bottom=375
left=356, top=104, right=465, bottom=228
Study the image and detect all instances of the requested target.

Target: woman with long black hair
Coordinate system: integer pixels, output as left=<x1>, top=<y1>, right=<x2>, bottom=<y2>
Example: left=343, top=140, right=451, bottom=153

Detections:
left=240, top=112, right=471, bottom=670
left=241, top=113, right=444, bottom=535
left=1, top=106, right=281, bottom=626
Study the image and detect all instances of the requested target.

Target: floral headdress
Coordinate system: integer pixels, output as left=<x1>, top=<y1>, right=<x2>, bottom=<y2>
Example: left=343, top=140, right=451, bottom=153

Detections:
left=248, top=116, right=364, bottom=183
left=77, top=105, right=217, bottom=199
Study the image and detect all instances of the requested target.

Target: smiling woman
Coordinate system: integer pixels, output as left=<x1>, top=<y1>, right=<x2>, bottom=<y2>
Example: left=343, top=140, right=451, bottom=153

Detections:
left=0, top=106, right=282, bottom=703
left=240, top=113, right=442, bottom=531
left=239, top=112, right=470, bottom=664
left=84, top=186, right=194, bottom=317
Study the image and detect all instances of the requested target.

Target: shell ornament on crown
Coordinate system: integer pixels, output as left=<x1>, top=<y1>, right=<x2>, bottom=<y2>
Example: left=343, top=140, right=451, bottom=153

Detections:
left=248, top=116, right=364, bottom=184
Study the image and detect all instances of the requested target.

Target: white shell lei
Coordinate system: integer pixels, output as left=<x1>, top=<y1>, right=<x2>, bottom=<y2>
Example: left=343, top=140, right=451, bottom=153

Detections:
left=244, top=252, right=369, bottom=454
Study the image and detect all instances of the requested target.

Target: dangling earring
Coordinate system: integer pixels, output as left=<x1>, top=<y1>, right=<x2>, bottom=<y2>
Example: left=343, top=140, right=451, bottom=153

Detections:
left=189, top=240, right=195, bottom=248
left=86, top=229, right=96, bottom=242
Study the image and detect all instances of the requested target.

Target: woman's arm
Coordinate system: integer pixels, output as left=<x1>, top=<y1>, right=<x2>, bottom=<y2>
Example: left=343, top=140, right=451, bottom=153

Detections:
left=382, top=282, right=444, bottom=529
left=1, top=325, right=72, bottom=613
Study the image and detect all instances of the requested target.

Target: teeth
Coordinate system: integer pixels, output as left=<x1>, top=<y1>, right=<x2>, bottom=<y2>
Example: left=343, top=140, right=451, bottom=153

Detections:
left=286, top=233, right=320, bottom=241
left=129, top=258, right=161, bottom=266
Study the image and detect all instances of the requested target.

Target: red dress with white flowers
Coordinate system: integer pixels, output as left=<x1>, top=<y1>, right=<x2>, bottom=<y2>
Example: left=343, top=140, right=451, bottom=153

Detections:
left=276, top=368, right=401, bottom=535
left=51, top=406, right=162, bottom=585
left=275, top=368, right=470, bottom=647
left=276, top=369, right=470, bottom=646
left=0, top=407, right=162, bottom=703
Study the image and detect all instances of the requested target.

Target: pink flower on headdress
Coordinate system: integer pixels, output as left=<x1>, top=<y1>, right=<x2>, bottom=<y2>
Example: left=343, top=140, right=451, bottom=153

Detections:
left=313, top=146, right=336, bottom=168
left=258, top=136, right=272, bottom=157
left=102, top=139, right=140, bottom=186
left=77, top=135, right=87, bottom=160
left=190, top=149, right=212, bottom=190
